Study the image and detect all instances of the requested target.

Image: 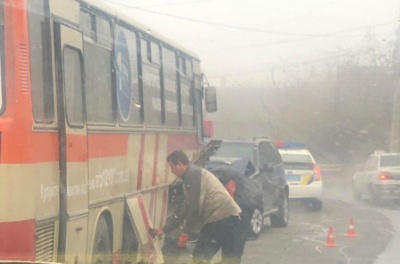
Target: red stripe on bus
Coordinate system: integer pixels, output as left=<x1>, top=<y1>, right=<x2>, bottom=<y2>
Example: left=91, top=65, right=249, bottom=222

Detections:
left=152, top=135, right=160, bottom=186
left=167, top=134, right=198, bottom=152
left=138, top=196, right=158, bottom=264
left=148, top=135, right=160, bottom=220
left=66, top=134, right=88, bottom=162
left=0, top=219, right=35, bottom=261
left=159, top=189, right=169, bottom=229
left=88, top=134, right=128, bottom=159
left=138, top=196, right=150, bottom=229
left=136, top=134, right=145, bottom=190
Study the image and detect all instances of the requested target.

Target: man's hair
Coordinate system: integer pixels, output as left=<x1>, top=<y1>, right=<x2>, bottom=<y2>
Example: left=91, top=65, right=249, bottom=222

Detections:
left=167, top=150, right=190, bottom=165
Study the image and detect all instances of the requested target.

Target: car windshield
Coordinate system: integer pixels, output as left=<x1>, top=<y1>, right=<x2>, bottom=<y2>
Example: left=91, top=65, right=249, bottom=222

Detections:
left=214, top=142, right=254, bottom=162
left=380, top=155, right=400, bottom=167
left=280, top=153, right=313, bottom=164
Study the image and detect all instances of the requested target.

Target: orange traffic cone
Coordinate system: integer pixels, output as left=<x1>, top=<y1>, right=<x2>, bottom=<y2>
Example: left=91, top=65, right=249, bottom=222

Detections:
left=324, top=226, right=338, bottom=247
left=345, top=218, right=358, bottom=237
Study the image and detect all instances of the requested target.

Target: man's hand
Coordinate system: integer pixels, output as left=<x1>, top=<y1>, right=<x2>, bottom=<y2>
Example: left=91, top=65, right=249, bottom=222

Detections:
left=148, top=228, right=163, bottom=238
left=177, top=233, right=188, bottom=248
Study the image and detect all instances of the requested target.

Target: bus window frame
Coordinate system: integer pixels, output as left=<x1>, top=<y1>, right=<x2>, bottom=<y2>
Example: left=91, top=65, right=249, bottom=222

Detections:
left=179, top=56, right=195, bottom=130
left=62, top=45, right=85, bottom=128
left=113, top=23, right=143, bottom=127
left=161, top=45, right=181, bottom=128
left=28, top=0, right=55, bottom=124
left=140, top=36, right=163, bottom=128
left=82, top=11, right=116, bottom=127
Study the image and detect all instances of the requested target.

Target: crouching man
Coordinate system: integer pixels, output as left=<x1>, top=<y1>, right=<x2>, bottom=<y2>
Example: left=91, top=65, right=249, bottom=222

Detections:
left=163, top=150, right=242, bottom=264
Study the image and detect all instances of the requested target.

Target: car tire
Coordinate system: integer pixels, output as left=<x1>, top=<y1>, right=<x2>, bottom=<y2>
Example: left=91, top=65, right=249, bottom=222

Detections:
left=249, top=208, right=264, bottom=238
left=352, top=182, right=361, bottom=200
left=311, top=199, right=322, bottom=211
left=368, top=185, right=381, bottom=205
left=370, top=190, right=381, bottom=205
left=270, top=193, right=289, bottom=227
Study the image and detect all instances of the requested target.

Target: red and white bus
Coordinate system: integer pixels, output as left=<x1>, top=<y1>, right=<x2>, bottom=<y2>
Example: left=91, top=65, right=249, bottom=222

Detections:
left=0, top=0, right=216, bottom=263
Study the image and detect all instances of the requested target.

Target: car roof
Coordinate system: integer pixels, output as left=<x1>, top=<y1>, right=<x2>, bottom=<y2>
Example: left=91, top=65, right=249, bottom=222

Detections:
left=370, top=152, right=400, bottom=158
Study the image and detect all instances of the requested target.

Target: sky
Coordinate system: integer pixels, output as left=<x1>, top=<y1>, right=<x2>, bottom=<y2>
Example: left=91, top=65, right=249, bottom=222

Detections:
left=102, top=0, right=400, bottom=88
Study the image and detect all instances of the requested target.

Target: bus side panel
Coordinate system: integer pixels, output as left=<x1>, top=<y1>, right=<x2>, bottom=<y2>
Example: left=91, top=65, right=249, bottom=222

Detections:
left=0, top=0, right=48, bottom=261
left=0, top=219, right=35, bottom=261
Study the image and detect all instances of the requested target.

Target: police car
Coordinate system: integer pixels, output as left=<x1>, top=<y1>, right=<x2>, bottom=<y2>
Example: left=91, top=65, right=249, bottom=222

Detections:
left=352, top=151, right=400, bottom=203
left=275, top=142, right=323, bottom=210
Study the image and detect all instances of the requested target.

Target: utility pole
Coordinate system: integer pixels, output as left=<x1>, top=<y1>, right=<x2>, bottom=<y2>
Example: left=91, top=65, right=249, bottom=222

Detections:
left=390, top=13, right=400, bottom=152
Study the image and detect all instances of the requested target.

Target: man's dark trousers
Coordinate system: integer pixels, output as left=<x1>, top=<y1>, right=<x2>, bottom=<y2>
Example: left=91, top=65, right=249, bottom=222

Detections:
left=192, top=215, right=240, bottom=264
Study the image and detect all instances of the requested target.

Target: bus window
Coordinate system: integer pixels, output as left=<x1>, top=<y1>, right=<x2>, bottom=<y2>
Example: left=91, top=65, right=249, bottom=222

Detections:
left=80, top=11, right=94, bottom=40
left=142, top=39, right=162, bottom=127
left=192, top=60, right=201, bottom=76
left=114, top=25, right=142, bottom=126
left=180, top=57, right=186, bottom=75
left=96, top=16, right=112, bottom=48
left=83, top=13, right=114, bottom=125
left=64, top=48, right=84, bottom=127
left=186, top=59, right=193, bottom=79
left=162, top=47, right=179, bottom=127
left=28, top=0, right=54, bottom=123
left=180, top=57, right=194, bottom=129
left=151, top=42, right=160, bottom=65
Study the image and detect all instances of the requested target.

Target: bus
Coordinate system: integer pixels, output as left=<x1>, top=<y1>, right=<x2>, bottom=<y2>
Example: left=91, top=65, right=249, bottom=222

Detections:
left=0, top=0, right=216, bottom=263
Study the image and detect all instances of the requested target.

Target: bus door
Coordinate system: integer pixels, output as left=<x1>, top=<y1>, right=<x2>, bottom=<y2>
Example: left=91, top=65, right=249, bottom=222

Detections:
left=54, top=22, right=89, bottom=264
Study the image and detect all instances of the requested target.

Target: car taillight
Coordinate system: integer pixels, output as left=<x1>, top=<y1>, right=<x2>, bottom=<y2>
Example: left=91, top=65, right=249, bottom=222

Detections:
left=379, top=172, right=391, bottom=180
left=313, top=164, right=321, bottom=181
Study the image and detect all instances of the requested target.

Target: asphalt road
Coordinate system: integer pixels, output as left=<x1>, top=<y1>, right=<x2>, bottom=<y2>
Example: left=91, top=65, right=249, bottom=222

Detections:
left=241, top=167, right=394, bottom=264
left=176, top=167, right=398, bottom=264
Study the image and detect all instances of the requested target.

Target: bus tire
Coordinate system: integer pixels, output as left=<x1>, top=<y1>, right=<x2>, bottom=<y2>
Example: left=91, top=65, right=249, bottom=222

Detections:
left=92, top=216, right=112, bottom=264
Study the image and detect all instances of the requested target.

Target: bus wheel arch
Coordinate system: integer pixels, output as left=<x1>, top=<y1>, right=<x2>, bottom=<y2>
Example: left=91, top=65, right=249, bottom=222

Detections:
left=91, top=211, right=113, bottom=264
left=121, top=209, right=139, bottom=262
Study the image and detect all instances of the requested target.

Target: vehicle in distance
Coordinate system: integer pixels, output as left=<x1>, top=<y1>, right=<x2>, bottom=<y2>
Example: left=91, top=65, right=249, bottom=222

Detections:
left=204, top=138, right=289, bottom=238
left=352, top=151, right=400, bottom=203
left=276, top=141, right=323, bottom=210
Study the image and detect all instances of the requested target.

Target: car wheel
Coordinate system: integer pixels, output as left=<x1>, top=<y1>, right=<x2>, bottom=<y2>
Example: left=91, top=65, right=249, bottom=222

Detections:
left=270, top=193, right=289, bottom=227
left=352, top=182, right=361, bottom=200
left=370, top=190, right=381, bottom=205
left=311, top=199, right=322, bottom=211
left=368, top=184, right=381, bottom=205
left=249, top=208, right=264, bottom=238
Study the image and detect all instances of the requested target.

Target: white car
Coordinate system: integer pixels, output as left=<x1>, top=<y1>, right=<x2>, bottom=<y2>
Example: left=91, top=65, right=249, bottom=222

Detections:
left=277, top=143, right=323, bottom=210
left=352, top=152, right=400, bottom=203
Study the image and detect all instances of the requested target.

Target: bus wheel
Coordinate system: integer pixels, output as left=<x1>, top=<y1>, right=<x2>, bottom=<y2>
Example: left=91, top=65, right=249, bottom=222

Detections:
left=92, top=216, right=112, bottom=264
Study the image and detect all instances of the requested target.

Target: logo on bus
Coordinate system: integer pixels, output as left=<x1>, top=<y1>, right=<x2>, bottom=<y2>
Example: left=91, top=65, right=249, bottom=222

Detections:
left=115, top=30, right=132, bottom=121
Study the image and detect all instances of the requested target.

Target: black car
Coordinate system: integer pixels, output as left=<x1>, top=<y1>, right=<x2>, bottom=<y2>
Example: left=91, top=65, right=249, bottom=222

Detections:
left=203, top=138, right=289, bottom=237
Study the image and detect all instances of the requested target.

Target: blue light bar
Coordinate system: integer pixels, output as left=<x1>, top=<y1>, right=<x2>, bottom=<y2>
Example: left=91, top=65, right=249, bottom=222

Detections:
left=274, top=141, right=306, bottom=149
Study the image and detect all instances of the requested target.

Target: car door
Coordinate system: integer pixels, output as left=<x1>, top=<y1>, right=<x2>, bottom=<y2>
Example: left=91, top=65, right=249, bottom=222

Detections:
left=360, top=157, right=375, bottom=193
left=255, top=142, right=282, bottom=211
left=368, top=157, right=379, bottom=185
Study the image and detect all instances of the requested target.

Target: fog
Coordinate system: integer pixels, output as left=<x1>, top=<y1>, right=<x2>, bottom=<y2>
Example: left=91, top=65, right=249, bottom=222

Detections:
left=105, top=0, right=400, bottom=163
left=106, top=0, right=399, bottom=84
